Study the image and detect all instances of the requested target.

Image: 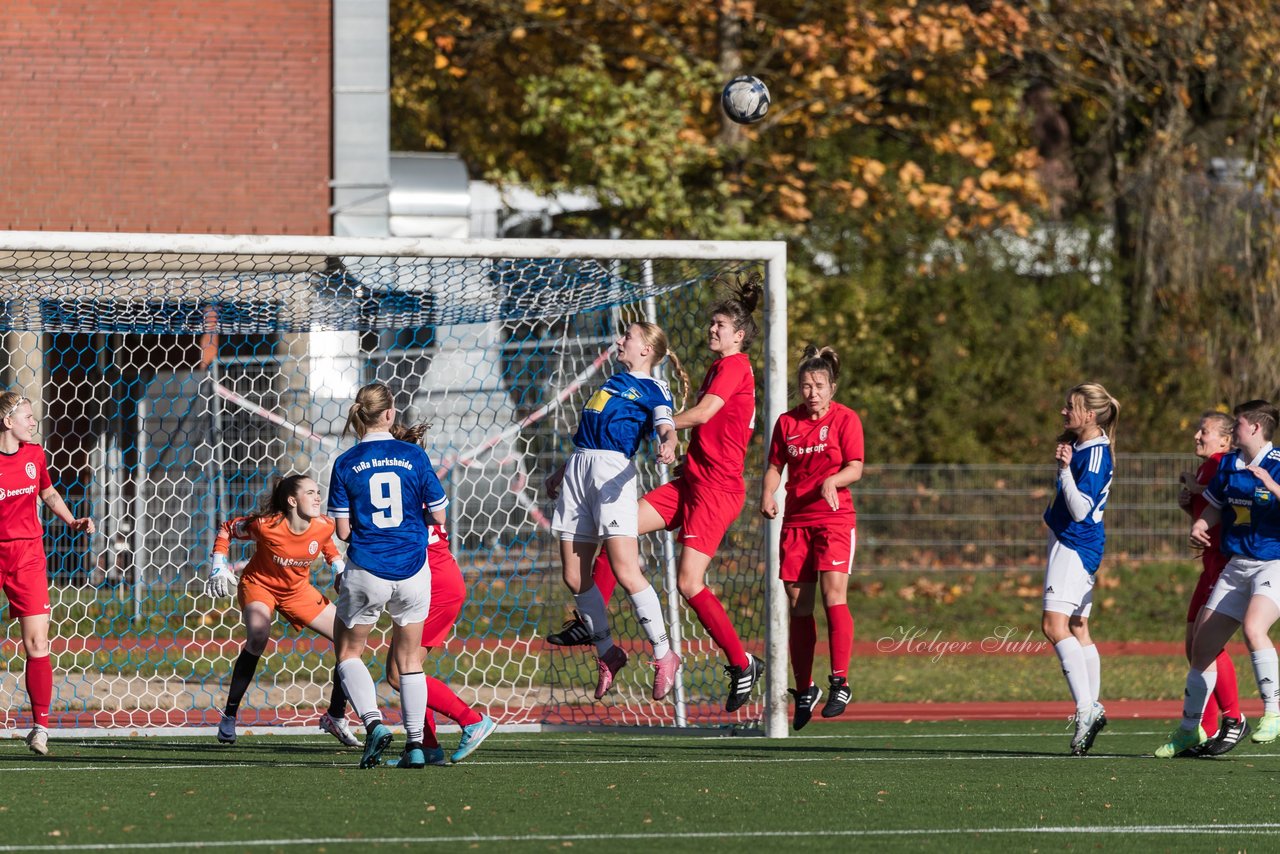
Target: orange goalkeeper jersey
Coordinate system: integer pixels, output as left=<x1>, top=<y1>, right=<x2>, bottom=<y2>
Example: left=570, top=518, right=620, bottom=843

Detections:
left=213, top=514, right=340, bottom=586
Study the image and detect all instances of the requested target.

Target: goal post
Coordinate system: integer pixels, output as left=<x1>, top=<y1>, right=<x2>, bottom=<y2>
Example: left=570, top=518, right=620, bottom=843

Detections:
left=0, top=231, right=789, bottom=739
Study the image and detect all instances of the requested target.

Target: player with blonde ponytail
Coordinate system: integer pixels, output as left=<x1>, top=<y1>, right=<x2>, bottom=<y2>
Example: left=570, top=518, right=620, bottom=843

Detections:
left=1041, top=381, right=1119, bottom=756
left=328, top=382, right=448, bottom=769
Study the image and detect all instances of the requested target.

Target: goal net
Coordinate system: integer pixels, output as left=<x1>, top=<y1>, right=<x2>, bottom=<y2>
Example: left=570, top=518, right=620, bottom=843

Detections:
left=0, top=233, right=789, bottom=738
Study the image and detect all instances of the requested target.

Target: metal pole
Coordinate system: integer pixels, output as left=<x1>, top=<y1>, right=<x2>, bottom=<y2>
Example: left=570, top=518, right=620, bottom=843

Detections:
left=209, top=361, right=229, bottom=526
left=133, top=399, right=148, bottom=627
left=763, top=247, right=789, bottom=738
left=643, top=263, right=687, bottom=727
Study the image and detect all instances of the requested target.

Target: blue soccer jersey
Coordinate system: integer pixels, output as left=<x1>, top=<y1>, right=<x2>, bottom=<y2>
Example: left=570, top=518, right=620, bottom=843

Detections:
left=327, top=433, right=449, bottom=580
left=573, top=371, right=675, bottom=457
left=1043, top=436, right=1113, bottom=573
left=1202, top=443, right=1280, bottom=561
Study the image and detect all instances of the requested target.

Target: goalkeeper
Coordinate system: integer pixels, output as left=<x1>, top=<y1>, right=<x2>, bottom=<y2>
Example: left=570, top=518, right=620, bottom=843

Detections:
left=207, top=474, right=357, bottom=748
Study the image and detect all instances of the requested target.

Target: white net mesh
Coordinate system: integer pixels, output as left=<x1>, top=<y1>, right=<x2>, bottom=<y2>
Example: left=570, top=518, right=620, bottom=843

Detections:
left=0, top=235, right=783, bottom=732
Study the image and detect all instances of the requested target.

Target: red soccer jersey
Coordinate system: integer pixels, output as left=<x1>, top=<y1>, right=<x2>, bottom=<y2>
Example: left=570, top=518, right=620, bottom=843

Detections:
left=0, top=442, right=53, bottom=541
left=213, top=514, right=341, bottom=586
left=683, top=352, right=756, bottom=494
left=768, top=402, right=864, bottom=527
left=1192, top=452, right=1225, bottom=551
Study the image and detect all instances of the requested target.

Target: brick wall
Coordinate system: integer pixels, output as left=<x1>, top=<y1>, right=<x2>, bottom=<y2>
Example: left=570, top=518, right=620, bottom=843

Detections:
left=0, top=0, right=331, bottom=234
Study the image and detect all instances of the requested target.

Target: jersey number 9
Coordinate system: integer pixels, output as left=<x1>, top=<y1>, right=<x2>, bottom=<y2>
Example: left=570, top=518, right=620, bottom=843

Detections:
left=370, top=472, right=404, bottom=529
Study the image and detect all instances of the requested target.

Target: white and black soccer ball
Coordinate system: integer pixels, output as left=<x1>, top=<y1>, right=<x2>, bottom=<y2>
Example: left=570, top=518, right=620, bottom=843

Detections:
left=721, top=75, right=770, bottom=125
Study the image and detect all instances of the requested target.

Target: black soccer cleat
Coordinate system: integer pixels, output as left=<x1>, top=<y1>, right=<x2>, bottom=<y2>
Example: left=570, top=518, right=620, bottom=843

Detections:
left=1202, top=715, right=1249, bottom=757
left=821, top=675, right=852, bottom=718
left=547, top=611, right=592, bottom=647
left=789, top=684, right=822, bottom=731
left=724, top=654, right=763, bottom=712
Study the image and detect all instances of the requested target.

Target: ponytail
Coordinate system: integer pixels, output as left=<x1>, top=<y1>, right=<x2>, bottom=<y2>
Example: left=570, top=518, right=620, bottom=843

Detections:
left=797, top=344, right=840, bottom=386
left=708, top=271, right=763, bottom=349
left=343, top=382, right=430, bottom=446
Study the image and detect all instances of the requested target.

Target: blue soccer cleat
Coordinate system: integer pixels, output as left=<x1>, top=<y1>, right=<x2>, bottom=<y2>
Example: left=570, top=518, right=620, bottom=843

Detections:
left=359, top=723, right=394, bottom=769
left=451, top=714, right=497, bottom=763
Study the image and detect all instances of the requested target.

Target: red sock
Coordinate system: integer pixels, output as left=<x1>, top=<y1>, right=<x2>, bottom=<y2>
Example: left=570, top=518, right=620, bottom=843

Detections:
left=591, top=548, right=618, bottom=604
left=687, top=588, right=748, bottom=669
left=1200, top=691, right=1221, bottom=738
left=825, top=604, right=854, bottom=679
left=423, top=711, right=440, bottom=749
left=789, top=615, right=817, bottom=689
left=25, top=654, right=52, bottom=727
left=1213, top=650, right=1242, bottom=720
left=427, top=676, right=483, bottom=727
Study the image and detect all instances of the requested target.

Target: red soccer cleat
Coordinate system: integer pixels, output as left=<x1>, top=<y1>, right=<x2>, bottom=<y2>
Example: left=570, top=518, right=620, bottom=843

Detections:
left=651, top=650, right=682, bottom=701
left=594, top=645, right=629, bottom=699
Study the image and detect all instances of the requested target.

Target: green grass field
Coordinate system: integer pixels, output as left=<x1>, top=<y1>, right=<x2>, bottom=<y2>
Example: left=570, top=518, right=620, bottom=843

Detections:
left=4, top=721, right=1280, bottom=852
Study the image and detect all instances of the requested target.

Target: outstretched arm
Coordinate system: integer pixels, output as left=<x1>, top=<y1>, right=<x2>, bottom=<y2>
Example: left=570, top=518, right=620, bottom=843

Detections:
left=673, top=394, right=725, bottom=430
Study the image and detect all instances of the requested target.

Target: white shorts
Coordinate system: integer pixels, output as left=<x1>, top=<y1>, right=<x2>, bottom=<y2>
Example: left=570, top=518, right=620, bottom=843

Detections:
left=1043, top=534, right=1095, bottom=618
left=1204, top=556, right=1280, bottom=622
left=336, top=551, right=432, bottom=628
left=552, top=450, right=638, bottom=543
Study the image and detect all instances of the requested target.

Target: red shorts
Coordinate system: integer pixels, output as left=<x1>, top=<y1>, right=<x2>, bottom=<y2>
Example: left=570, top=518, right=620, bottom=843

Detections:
left=779, top=523, right=857, bottom=583
left=238, top=574, right=330, bottom=630
left=643, top=478, right=745, bottom=557
left=422, top=541, right=466, bottom=647
left=0, top=538, right=50, bottom=619
left=1187, top=549, right=1231, bottom=622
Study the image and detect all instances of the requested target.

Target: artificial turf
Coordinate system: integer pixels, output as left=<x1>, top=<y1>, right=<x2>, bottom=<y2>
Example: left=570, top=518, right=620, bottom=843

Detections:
left=4, top=720, right=1280, bottom=852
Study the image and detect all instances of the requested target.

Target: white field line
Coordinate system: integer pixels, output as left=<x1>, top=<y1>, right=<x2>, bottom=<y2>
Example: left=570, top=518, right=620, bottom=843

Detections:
left=4, top=749, right=1278, bottom=773
left=4, top=825, right=1280, bottom=851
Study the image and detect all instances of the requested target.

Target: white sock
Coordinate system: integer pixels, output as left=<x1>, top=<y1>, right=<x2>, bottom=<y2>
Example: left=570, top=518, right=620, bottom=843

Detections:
left=1081, top=643, right=1101, bottom=704
left=627, top=584, right=670, bottom=659
left=1251, top=647, right=1280, bottom=714
left=336, top=658, right=381, bottom=728
left=1054, top=637, right=1092, bottom=713
left=398, top=670, right=427, bottom=744
left=1181, top=668, right=1217, bottom=730
left=573, top=585, right=613, bottom=655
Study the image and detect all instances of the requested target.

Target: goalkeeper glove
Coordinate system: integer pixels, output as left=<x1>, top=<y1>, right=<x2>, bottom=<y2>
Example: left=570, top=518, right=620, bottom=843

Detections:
left=330, top=558, right=346, bottom=593
left=206, top=553, right=237, bottom=598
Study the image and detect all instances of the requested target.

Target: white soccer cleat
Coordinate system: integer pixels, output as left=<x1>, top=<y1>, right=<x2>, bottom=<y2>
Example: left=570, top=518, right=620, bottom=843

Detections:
left=26, top=726, right=49, bottom=756
left=216, top=713, right=237, bottom=745
left=318, top=712, right=360, bottom=748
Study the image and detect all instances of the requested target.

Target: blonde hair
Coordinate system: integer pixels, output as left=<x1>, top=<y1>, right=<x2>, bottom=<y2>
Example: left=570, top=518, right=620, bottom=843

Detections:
left=1199, top=410, right=1233, bottom=439
left=1063, top=382, right=1120, bottom=445
left=0, top=392, right=30, bottom=426
left=631, top=321, right=689, bottom=409
left=343, top=382, right=429, bottom=444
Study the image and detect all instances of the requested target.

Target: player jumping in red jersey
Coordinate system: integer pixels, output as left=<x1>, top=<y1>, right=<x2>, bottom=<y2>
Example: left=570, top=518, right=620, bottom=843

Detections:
left=761, top=346, right=864, bottom=729
left=1175, top=411, right=1247, bottom=755
left=546, top=275, right=765, bottom=712
left=207, top=474, right=358, bottom=747
left=0, top=393, right=95, bottom=755
left=385, top=524, right=496, bottom=765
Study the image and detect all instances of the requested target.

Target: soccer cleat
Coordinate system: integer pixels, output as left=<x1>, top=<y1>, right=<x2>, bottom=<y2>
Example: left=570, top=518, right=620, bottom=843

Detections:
left=594, top=646, right=629, bottom=699
left=724, top=654, right=764, bottom=712
left=359, top=723, right=394, bottom=769
left=547, top=611, right=592, bottom=647
left=1202, top=715, right=1249, bottom=757
left=425, top=746, right=449, bottom=767
left=390, top=743, right=426, bottom=769
left=1076, top=704, right=1107, bottom=755
left=1069, top=703, right=1104, bottom=755
left=216, top=713, right=237, bottom=745
left=1155, top=725, right=1208, bottom=758
left=451, top=714, right=497, bottom=763
left=651, top=650, right=682, bottom=701
left=318, top=712, right=360, bottom=748
left=821, top=675, right=852, bottom=719
left=788, top=684, right=822, bottom=732
left=1251, top=712, right=1280, bottom=744
left=26, top=726, right=49, bottom=756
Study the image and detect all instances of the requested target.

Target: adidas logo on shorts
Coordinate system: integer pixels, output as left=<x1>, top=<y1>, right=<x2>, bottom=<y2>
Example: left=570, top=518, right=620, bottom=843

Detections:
left=1045, top=586, right=1055, bottom=594
left=609, top=520, right=619, bottom=528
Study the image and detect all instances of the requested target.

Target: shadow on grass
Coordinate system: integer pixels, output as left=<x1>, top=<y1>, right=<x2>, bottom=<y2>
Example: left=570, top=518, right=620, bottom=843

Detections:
left=0, top=738, right=355, bottom=768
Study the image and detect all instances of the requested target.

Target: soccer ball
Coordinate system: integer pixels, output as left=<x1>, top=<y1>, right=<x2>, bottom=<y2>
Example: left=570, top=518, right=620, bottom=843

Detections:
left=721, top=76, right=770, bottom=125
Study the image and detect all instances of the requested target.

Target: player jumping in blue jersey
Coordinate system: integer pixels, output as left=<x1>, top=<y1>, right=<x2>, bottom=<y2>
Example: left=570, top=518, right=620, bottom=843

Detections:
left=546, top=321, right=686, bottom=701
left=328, top=382, right=448, bottom=769
left=1041, top=382, right=1119, bottom=756
left=1158, top=399, right=1280, bottom=757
